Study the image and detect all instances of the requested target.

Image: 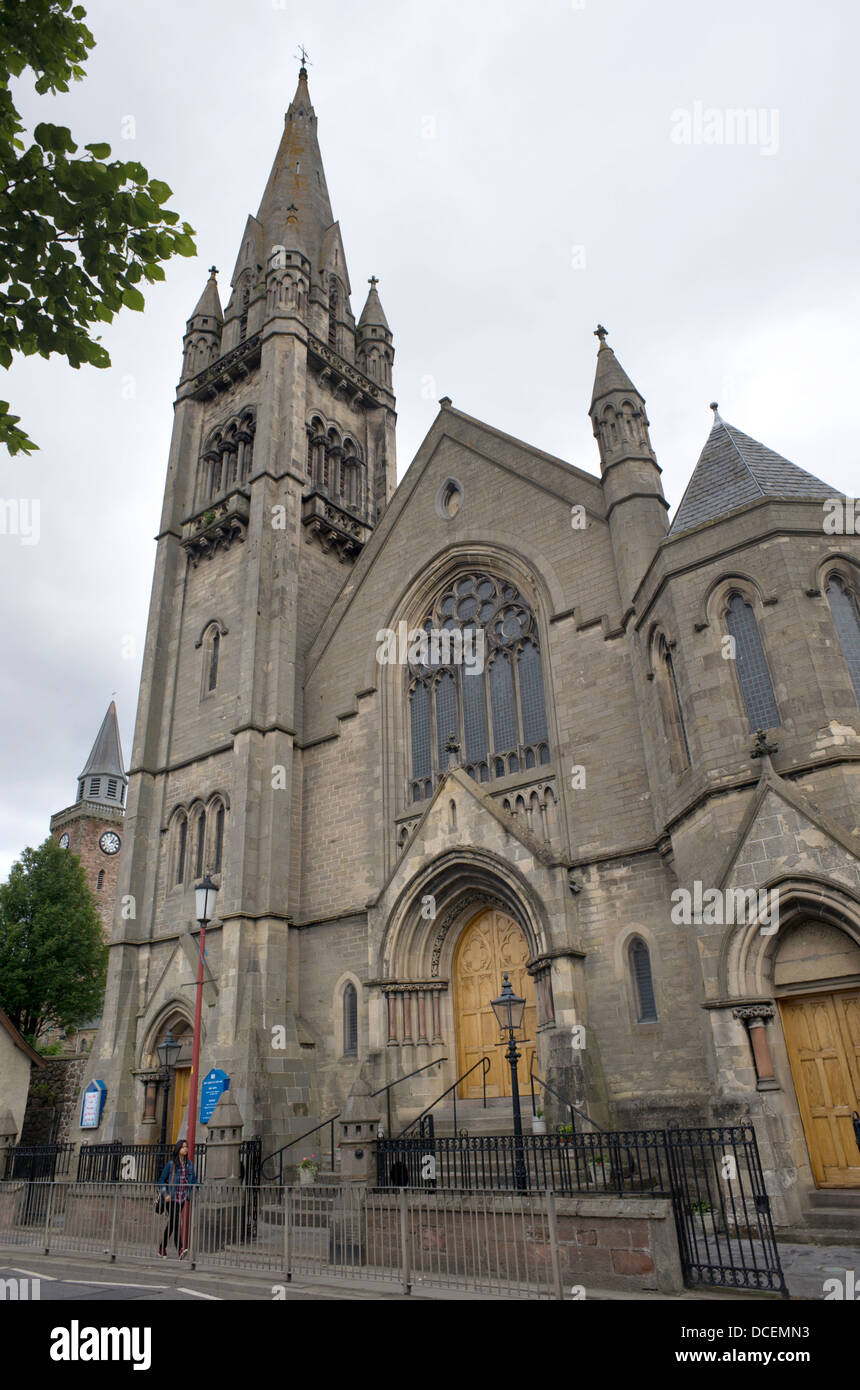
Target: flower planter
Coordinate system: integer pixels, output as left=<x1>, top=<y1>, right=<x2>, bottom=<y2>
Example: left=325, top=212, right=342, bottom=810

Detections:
left=298, top=1166, right=317, bottom=1186
left=587, top=1160, right=611, bottom=1186
left=531, top=1117, right=547, bottom=1135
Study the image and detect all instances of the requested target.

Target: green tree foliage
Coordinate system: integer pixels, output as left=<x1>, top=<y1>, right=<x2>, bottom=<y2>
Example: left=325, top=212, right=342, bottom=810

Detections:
left=0, top=0, right=196, bottom=454
left=0, top=836, right=108, bottom=1046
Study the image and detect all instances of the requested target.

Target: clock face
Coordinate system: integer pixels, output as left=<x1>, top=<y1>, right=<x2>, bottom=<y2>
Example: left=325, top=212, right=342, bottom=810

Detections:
left=99, top=830, right=121, bottom=856
left=58, top=833, right=70, bottom=849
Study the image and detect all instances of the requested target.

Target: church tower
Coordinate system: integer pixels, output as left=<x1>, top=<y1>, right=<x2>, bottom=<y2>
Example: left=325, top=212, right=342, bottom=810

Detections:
left=50, top=701, right=127, bottom=937
left=87, top=62, right=397, bottom=1146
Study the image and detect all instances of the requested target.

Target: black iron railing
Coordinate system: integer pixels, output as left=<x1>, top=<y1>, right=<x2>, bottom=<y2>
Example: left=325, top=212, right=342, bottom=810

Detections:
left=528, top=1065, right=607, bottom=1135
left=77, top=1141, right=209, bottom=1183
left=397, top=1057, right=490, bottom=1137
left=260, top=1115, right=340, bottom=1185
left=2, top=1143, right=75, bottom=1182
left=370, top=1058, right=447, bottom=1137
left=376, top=1128, right=668, bottom=1194
left=375, top=1122, right=788, bottom=1297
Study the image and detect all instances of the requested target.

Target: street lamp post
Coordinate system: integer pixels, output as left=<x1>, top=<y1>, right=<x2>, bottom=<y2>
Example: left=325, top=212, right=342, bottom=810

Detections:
left=156, top=1028, right=181, bottom=1148
left=490, top=973, right=528, bottom=1192
left=187, top=875, right=218, bottom=1166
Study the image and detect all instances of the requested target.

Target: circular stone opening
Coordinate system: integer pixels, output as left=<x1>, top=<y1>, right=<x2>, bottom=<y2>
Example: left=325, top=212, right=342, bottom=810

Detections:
left=435, top=478, right=463, bottom=519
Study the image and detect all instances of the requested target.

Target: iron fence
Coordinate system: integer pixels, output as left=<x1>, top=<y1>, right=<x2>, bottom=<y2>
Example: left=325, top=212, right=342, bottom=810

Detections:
left=74, top=1138, right=261, bottom=1186
left=1, top=1143, right=75, bottom=1182
left=376, top=1129, right=671, bottom=1195
left=0, top=1180, right=563, bottom=1298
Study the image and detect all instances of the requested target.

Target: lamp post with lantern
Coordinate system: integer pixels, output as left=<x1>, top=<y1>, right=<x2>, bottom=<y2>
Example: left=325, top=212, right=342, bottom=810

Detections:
left=490, top=972, right=528, bottom=1192
left=156, top=1028, right=181, bottom=1149
left=186, top=875, right=218, bottom=1165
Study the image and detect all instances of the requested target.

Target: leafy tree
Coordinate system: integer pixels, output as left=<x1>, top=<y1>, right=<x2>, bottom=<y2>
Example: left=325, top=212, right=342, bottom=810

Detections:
left=0, top=0, right=196, bottom=454
left=0, top=836, right=108, bottom=1045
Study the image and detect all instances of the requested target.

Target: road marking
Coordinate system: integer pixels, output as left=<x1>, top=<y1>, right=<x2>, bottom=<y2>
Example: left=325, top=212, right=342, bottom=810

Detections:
left=59, top=1280, right=169, bottom=1290
left=6, top=1267, right=57, bottom=1280
left=176, top=1287, right=221, bottom=1299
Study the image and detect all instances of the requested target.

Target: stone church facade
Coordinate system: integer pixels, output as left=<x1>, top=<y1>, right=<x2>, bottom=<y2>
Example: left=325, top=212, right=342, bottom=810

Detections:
left=82, top=66, right=860, bottom=1228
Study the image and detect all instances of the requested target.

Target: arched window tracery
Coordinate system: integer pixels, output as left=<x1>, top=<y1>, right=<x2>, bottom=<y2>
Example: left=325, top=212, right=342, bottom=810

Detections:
left=407, top=572, right=550, bottom=802
left=724, top=591, right=780, bottom=732
left=629, top=937, right=658, bottom=1022
left=825, top=571, right=860, bottom=703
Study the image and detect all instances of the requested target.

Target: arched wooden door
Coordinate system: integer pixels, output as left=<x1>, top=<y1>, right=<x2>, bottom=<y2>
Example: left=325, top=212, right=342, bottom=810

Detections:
left=454, top=908, right=536, bottom=1098
left=779, top=990, right=860, bottom=1188
left=171, top=1067, right=191, bottom=1144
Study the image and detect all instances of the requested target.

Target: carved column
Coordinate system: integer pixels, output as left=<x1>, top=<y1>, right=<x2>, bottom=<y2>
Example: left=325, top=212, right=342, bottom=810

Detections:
left=733, top=1004, right=778, bottom=1090
left=431, top=990, right=443, bottom=1044
left=417, top=990, right=428, bottom=1045
left=386, top=992, right=398, bottom=1045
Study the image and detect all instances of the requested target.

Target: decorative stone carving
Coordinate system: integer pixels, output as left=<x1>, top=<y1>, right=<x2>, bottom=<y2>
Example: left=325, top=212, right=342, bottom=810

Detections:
left=182, top=491, right=250, bottom=565
left=302, top=490, right=372, bottom=561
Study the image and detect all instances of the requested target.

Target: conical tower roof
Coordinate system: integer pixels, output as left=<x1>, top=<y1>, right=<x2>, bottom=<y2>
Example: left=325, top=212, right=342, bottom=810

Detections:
left=669, top=407, right=838, bottom=535
left=188, top=266, right=223, bottom=325
left=358, top=277, right=389, bottom=331
left=79, top=702, right=126, bottom=781
left=590, top=328, right=642, bottom=408
left=256, top=65, right=335, bottom=275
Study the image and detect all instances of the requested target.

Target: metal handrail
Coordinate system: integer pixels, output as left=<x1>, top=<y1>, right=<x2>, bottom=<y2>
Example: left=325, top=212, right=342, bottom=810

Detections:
left=528, top=1063, right=609, bottom=1136
left=399, top=1056, right=491, bottom=1137
left=260, top=1113, right=340, bottom=1185
left=370, top=1058, right=447, bottom=1137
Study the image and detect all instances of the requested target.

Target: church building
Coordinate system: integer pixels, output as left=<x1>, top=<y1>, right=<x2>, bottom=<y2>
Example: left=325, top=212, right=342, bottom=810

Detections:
left=82, top=64, right=860, bottom=1229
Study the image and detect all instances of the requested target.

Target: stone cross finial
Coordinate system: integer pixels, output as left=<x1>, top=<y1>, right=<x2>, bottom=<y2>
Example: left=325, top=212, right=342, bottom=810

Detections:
left=208, top=265, right=218, bottom=278
left=594, top=324, right=608, bottom=344
left=296, top=44, right=311, bottom=70
left=368, top=275, right=379, bottom=290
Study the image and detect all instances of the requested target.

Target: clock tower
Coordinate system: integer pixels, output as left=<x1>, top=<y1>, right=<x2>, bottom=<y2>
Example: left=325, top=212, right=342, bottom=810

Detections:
left=50, top=701, right=128, bottom=939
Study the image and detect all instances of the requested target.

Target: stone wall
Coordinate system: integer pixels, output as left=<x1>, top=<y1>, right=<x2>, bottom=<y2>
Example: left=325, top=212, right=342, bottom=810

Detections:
left=20, top=1056, right=87, bottom=1144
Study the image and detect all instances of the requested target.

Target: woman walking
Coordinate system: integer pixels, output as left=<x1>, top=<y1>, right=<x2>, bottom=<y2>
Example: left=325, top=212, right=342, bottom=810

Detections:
left=157, top=1139, right=199, bottom=1258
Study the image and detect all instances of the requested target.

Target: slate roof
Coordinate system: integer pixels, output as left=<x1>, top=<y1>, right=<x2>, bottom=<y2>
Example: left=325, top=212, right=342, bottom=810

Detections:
left=669, top=411, right=839, bottom=535
left=79, top=701, right=126, bottom=781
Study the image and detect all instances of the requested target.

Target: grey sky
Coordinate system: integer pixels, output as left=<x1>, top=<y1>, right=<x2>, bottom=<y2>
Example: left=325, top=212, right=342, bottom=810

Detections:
left=1, top=0, right=857, bottom=878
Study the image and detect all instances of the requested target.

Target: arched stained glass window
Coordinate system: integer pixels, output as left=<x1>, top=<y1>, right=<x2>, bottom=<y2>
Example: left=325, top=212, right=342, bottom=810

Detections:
left=826, top=574, right=860, bottom=703
left=629, top=937, right=658, bottom=1022
left=408, top=572, right=550, bottom=801
left=725, top=592, right=780, bottom=732
left=343, top=983, right=358, bottom=1056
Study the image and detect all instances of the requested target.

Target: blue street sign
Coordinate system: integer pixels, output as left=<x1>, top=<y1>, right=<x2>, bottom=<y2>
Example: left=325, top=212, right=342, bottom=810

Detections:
left=200, top=1068, right=230, bottom=1124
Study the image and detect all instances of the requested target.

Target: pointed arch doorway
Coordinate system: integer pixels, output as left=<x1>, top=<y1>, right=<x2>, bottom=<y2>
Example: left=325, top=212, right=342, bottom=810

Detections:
left=454, top=908, right=536, bottom=1098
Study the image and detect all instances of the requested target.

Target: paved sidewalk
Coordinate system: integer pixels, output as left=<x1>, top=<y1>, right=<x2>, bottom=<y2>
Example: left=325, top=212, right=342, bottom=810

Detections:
left=3, top=1241, right=853, bottom=1300
left=778, top=1242, right=860, bottom=1300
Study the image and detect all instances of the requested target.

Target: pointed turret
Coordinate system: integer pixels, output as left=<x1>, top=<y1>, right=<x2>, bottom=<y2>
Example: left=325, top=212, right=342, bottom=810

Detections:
left=669, top=406, right=839, bottom=536
left=356, top=276, right=394, bottom=388
left=589, top=326, right=669, bottom=608
left=181, top=266, right=223, bottom=381
left=256, top=64, right=336, bottom=274
left=76, top=702, right=127, bottom=809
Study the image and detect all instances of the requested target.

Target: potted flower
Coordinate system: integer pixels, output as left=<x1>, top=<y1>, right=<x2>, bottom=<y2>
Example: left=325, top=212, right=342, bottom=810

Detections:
left=686, top=1198, right=721, bottom=1239
left=532, top=1107, right=547, bottom=1135
left=557, top=1123, right=573, bottom=1146
left=298, top=1154, right=319, bottom=1186
left=587, top=1149, right=612, bottom=1185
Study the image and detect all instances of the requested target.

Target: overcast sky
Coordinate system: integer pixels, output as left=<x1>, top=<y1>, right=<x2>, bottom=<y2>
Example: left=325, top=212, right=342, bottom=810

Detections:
left=1, top=0, right=857, bottom=879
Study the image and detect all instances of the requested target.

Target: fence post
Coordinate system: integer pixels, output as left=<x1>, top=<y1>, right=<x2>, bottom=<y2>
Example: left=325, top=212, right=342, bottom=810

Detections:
left=107, top=1184, right=120, bottom=1263
left=42, top=1182, right=56, bottom=1256
left=188, top=1187, right=198, bottom=1269
left=545, top=1188, right=564, bottom=1301
left=399, top=1188, right=411, bottom=1295
left=283, top=1186, right=292, bottom=1283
